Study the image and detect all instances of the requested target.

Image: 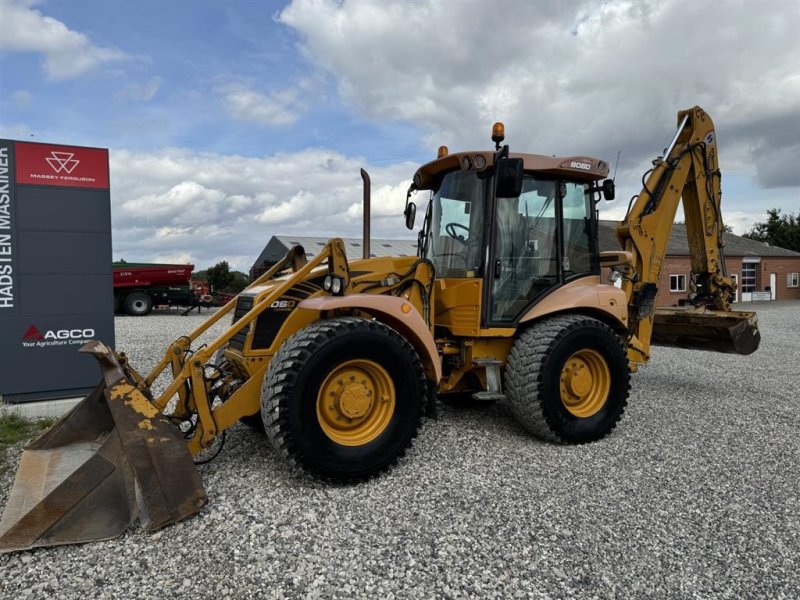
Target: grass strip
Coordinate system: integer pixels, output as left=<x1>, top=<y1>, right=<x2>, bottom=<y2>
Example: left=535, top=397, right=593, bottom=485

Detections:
left=0, top=413, right=56, bottom=477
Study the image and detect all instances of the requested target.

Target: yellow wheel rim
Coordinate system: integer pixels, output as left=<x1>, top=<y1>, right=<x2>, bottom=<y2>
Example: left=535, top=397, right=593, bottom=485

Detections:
left=316, top=359, right=395, bottom=446
left=559, top=348, right=611, bottom=418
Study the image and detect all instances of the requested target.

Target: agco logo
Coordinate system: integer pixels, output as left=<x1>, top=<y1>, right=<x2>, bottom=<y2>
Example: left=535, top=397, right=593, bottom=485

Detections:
left=45, top=151, right=80, bottom=174
left=21, top=324, right=95, bottom=348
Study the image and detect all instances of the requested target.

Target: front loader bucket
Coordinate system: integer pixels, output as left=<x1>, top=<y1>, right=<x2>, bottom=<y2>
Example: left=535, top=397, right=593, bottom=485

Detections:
left=0, top=341, right=207, bottom=554
left=651, top=306, right=760, bottom=355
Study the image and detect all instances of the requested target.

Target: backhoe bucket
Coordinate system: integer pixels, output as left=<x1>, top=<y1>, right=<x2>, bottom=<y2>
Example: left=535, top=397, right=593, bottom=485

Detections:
left=0, top=341, right=207, bottom=554
left=651, top=306, right=760, bottom=355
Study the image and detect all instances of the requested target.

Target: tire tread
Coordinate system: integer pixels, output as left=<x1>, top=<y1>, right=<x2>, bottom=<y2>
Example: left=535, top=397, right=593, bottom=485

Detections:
left=505, top=315, right=630, bottom=444
left=261, top=317, right=426, bottom=480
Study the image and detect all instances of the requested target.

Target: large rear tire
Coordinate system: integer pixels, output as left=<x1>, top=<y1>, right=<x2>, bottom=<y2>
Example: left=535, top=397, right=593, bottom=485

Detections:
left=124, top=292, right=152, bottom=316
left=261, top=317, right=426, bottom=480
left=505, top=315, right=629, bottom=444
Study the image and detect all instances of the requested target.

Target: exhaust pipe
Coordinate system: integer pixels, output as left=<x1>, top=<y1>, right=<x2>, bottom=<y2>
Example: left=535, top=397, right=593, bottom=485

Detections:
left=361, top=168, right=370, bottom=260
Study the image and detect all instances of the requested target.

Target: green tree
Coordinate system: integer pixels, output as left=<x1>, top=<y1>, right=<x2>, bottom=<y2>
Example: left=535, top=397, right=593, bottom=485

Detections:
left=199, top=263, right=249, bottom=293
left=204, top=261, right=235, bottom=293
left=743, top=209, right=800, bottom=252
left=228, top=271, right=249, bottom=293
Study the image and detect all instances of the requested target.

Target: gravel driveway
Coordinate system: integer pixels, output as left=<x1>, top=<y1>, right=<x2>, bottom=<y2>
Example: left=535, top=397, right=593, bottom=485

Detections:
left=1, top=301, right=798, bottom=599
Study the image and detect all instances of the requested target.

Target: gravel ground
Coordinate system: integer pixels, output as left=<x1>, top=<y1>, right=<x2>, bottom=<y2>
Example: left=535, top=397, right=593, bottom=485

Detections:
left=1, top=301, right=798, bottom=599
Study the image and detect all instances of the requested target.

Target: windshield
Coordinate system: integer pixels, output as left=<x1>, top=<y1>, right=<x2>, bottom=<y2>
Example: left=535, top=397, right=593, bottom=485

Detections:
left=422, top=170, right=488, bottom=277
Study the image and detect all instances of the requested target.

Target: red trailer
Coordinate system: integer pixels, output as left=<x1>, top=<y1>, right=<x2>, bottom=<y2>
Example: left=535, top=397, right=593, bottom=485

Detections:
left=113, top=263, right=204, bottom=316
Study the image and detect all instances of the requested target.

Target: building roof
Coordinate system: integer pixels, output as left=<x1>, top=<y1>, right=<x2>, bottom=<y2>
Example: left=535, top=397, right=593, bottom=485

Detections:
left=276, top=236, right=418, bottom=259
left=251, top=223, right=799, bottom=272
left=250, top=236, right=418, bottom=271
left=598, top=220, right=800, bottom=257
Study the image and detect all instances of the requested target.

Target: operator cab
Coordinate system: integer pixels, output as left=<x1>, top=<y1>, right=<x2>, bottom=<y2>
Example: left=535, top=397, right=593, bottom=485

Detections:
left=406, top=127, right=614, bottom=327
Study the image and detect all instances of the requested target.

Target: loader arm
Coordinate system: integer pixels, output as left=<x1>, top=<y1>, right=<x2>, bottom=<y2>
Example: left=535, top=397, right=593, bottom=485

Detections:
left=615, top=106, right=758, bottom=363
left=0, top=239, right=352, bottom=554
left=142, top=239, right=350, bottom=453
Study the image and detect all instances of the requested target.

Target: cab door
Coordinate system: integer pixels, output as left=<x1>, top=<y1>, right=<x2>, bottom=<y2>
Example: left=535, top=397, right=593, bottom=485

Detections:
left=487, top=177, right=559, bottom=324
left=485, top=178, right=597, bottom=325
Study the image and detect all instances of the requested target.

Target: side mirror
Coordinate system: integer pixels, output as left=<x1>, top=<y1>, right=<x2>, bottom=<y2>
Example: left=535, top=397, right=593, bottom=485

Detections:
left=405, top=202, right=417, bottom=229
left=495, top=157, right=524, bottom=198
left=602, top=179, right=615, bottom=200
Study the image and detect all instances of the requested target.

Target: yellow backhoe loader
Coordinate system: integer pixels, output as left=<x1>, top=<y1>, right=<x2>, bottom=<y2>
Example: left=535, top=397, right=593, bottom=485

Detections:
left=0, top=106, right=759, bottom=553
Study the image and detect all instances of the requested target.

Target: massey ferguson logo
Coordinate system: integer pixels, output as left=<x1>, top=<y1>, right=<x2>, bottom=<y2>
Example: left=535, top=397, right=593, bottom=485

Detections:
left=45, top=151, right=80, bottom=174
left=14, top=142, right=109, bottom=190
left=22, top=324, right=95, bottom=348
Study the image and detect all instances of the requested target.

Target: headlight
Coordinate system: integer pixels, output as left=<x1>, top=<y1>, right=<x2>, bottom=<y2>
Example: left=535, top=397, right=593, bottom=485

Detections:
left=474, top=154, right=486, bottom=170
left=323, top=275, right=333, bottom=291
left=330, top=276, right=343, bottom=295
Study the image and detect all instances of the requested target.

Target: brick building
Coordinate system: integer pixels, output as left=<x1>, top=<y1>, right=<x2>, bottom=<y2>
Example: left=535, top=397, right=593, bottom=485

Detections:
left=597, top=221, right=800, bottom=305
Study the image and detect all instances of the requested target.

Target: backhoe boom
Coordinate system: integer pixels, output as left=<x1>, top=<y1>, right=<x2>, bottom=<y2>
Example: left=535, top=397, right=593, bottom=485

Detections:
left=616, top=106, right=757, bottom=362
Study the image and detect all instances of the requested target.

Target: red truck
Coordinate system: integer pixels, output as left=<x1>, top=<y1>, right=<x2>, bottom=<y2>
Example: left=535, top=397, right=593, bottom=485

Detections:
left=113, top=263, right=211, bottom=316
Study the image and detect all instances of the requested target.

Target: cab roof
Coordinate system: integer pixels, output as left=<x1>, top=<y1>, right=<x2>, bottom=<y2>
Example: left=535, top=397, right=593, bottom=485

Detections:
left=413, top=151, right=609, bottom=190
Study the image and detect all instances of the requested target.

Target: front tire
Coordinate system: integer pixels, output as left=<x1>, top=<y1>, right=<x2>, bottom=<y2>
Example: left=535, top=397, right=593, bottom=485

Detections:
left=505, top=315, right=629, bottom=444
left=261, top=317, right=426, bottom=480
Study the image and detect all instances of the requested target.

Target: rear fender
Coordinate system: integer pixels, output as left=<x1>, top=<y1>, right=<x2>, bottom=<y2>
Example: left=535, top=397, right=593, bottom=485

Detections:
left=298, top=294, right=442, bottom=383
left=519, top=276, right=629, bottom=332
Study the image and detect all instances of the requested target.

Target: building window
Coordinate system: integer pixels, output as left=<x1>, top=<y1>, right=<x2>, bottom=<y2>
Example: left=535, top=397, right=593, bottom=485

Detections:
left=741, top=263, right=756, bottom=293
left=788, top=273, right=799, bottom=288
left=670, top=274, right=686, bottom=292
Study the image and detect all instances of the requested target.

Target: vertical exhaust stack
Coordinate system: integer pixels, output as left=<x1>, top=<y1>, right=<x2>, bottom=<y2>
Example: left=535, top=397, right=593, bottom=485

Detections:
left=361, top=169, right=370, bottom=260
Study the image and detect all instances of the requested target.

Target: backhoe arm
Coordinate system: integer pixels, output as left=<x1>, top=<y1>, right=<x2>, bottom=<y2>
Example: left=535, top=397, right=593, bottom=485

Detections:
left=616, top=106, right=742, bottom=363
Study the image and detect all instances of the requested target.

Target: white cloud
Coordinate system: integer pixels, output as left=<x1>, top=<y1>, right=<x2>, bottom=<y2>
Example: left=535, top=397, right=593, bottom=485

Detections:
left=116, top=77, right=161, bottom=102
left=109, top=147, right=418, bottom=271
left=1, top=0, right=127, bottom=80
left=155, top=226, right=193, bottom=238
left=25, top=0, right=795, bottom=271
left=152, top=251, right=194, bottom=265
left=723, top=211, right=765, bottom=236
left=279, top=0, right=800, bottom=201
left=345, top=181, right=411, bottom=220
left=220, top=82, right=309, bottom=126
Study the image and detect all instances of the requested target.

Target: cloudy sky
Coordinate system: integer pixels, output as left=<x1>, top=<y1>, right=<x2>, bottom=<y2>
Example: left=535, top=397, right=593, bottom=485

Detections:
left=2, top=0, right=799, bottom=270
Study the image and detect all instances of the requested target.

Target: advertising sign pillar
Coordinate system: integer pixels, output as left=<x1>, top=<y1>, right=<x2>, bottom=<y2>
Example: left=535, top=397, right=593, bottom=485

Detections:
left=0, top=140, right=114, bottom=403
